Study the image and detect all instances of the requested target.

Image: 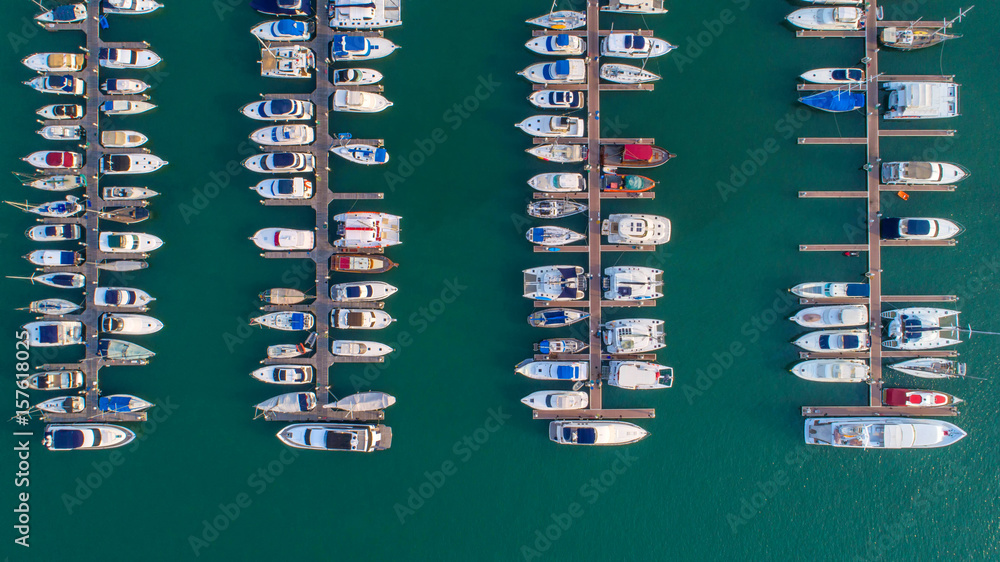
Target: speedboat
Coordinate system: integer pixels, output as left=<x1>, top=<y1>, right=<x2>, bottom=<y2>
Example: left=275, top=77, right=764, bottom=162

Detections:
left=520, top=391, right=588, bottom=410
left=103, top=187, right=159, bottom=201
left=331, top=143, right=390, bottom=165
left=13, top=196, right=84, bottom=218
left=881, top=26, right=961, bottom=51
left=884, top=82, right=960, bottom=119
left=99, top=394, right=155, bottom=413
left=883, top=388, right=962, bottom=407
left=98, top=48, right=161, bottom=69
left=527, top=144, right=587, bottom=163
left=26, top=299, right=81, bottom=315
left=331, top=309, right=395, bottom=329
left=526, top=226, right=585, bottom=246
left=602, top=0, right=667, bottom=14
left=516, top=115, right=584, bottom=138
left=253, top=178, right=313, bottom=199
left=241, top=99, right=314, bottom=120
left=30, top=273, right=84, bottom=289
left=250, top=0, right=312, bottom=16
left=792, top=329, right=870, bottom=352
left=331, top=281, right=397, bottom=302
left=328, top=0, right=403, bottom=29
left=888, top=358, right=968, bottom=379
left=880, top=217, right=963, bottom=240
left=786, top=7, right=864, bottom=30
left=99, top=154, right=168, bottom=174
left=35, top=4, right=86, bottom=24
left=881, top=161, right=968, bottom=185
left=332, top=90, right=393, bottom=112
left=23, top=151, right=82, bottom=170
left=608, top=361, right=672, bottom=389
left=24, top=75, right=84, bottom=95
left=331, top=254, right=398, bottom=273
left=243, top=152, right=315, bottom=173
left=27, top=371, right=83, bottom=391
left=804, top=418, right=966, bottom=449
left=603, top=318, right=665, bottom=354
left=601, top=33, right=675, bottom=58
left=36, top=396, right=84, bottom=414
left=101, top=0, right=163, bottom=14
left=602, top=214, right=671, bottom=245
left=333, top=68, right=383, bottom=85
left=98, top=339, right=155, bottom=360
left=602, top=144, right=673, bottom=168
left=791, top=359, right=869, bottom=383
left=523, top=266, right=586, bottom=301
left=515, top=360, right=588, bottom=381
left=527, top=199, right=587, bottom=219
left=101, top=231, right=161, bottom=252
left=100, top=313, right=163, bottom=335
left=549, top=421, right=648, bottom=446
left=602, top=173, right=655, bottom=193
left=527, top=308, right=589, bottom=328
left=883, top=308, right=961, bottom=350
left=604, top=266, right=663, bottom=301
left=276, top=423, right=392, bottom=452
left=528, top=172, right=585, bottom=192
left=518, top=59, right=586, bottom=84
left=527, top=11, right=585, bottom=30
left=37, top=104, right=83, bottom=120
left=789, top=305, right=868, bottom=328
left=333, top=212, right=401, bottom=249
left=101, top=130, right=148, bottom=148
left=267, top=339, right=313, bottom=359
left=100, top=100, right=157, bottom=115
left=21, top=174, right=84, bottom=191
left=528, top=90, right=584, bottom=109
left=38, top=125, right=83, bottom=141
left=525, top=34, right=586, bottom=56
left=251, top=311, right=315, bottom=331
left=799, top=90, right=865, bottom=113
left=535, top=338, right=588, bottom=354
left=43, top=425, right=136, bottom=451
left=601, top=63, right=660, bottom=84
left=26, top=224, right=83, bottom=242
left=790, top=282, right=869, bottom=300
left=260, top=46, right=315, bottom=78
left=251, top=19, right=313, bottom=41
left=255, top=392, right=317, bottom=416
left=251, top=124, right=315, bottom=146
left=331, top=35, right=399, bottom=61
left=24, top=321, right=84, bottom=347
left=95, top=287, right=155, bottom=308
left=800, top=68, right=865, bottom=84
left=251, top=365, right=314, bottom=384
left=101, top=78, right=150, bottom=94
left=331, top=340, right=394, bottom=357
left=24, top=250, right=82, bottom=267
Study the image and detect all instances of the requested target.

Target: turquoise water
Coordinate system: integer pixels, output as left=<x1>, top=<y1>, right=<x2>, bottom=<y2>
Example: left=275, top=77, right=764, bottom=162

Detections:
left=2, top=1, right=999, bottom=560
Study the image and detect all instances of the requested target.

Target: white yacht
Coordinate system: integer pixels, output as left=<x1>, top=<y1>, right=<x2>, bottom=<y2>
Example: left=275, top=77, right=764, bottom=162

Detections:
left=255, top=392, right=317, bottom=416
left=518, top=59, right=586, bottom=84
left=37, top=125, right=83, bottom=141
left=881, top=161, right=968, bottom=185
left=333, top=212, right=401, bottom=249
left=100, top=313, right=163, bottom=335
left=333, top=68, right=383, bottom=85
left=602, top=318, right=666, bottom=354
left=528, top=90, right=584, bottom=109
left=800, top=68, right=864, bottom=84
left=100, top=100, right=156, bottom=115
left=527, top=144, right=588, bottom=163
left=527, top=200, right=587, bottom=219
left=251, top=312, right=314, bottom=331
left=332, top=309, right=395, bottom=329
left=528, top=172, right=585, bottom=192
left=601, top=63, right=660, bottom=84
left=805, top=418, right=966, bottom=449
left=27, top=370, right=83, bottom=391
left=330, top=35, right=399, bottom=61
left=790, top=282, right=869, bottom=300
left=883, top=308, right=962, bottom=350
left=241, top=99, right=314, bottom=120
left=43, top=424, right=135, bottom=451
left=251, top=365, right=314, bottom=384
left=96, top=287, right=154, bottom=309
left=26, top=224, right=82, bottom=242
left=276, top=423, right=391, bottom=451
left=101, top=79, right=150, bottom=95
left=331, top=143, right=390, bottom=165
left=791, top=359, right=870, bottom=383
left=880, top=217, right=963, bottom=240
left=600, top=33, right=675, bottom=58
left=251, top=228, right=315, bottom=251
left=526, top=11, right=585, bottom=30
left=602, top=214, right=671, bottom=245
left=333, top=90, right=393, bottom=113
left=24, top=250, right=82, bottom=267
left=549, top=421, right=648, bottom=446
left=523, top=265, right=586, bottom=301
left=608, top=361, right=672, bottom=389
left=37, top=104, right=83, bottom=120
left=243, top=152, right=315, bottom=173
left=98, top=48, right=161, bottom=69
left=101, top=130, right=148, bottom=148
left=102, top=0, right=163, bottom=14
left=328, top=0, right=402, bottom=29
left=330, top=281, right=398, bottom=302
left=99, top=154, right=167, bottom=175
left=604, top=266, right=663, bottom=301
left=24, top=321, right=84, bottom=347
left=331, top=340, right=394, bottom=357
left=789, top=305, right=868, bottom=328
left=253, top=178, right=313, bottom=199
left=251, top=19, right=313, bottom=41
left=793, top=329, right=870, bottom=352
left=35, top=4, right=87, bottom=24
left=251, top=124, right=315, bottom=146
left=516, top=115, right=584, bottom=138
left=260, top=46, right=315, bottom=78
left=24, top=75, right=84, bottom=95
left=786, top=7, right=864, bottom=30
left=514, top=360, right=588, bottom=381
left=525, top=34, right=586, bottom=56
left=884, top=82, right=960, bottom=119
left=103, top=187, right=159, bottom=201
left=35, top=396, right=85, bottom=414
left=520, top=391, right=588, bottom=411
left=23, top=151, right=82, bottom=170
left=526, top=226, right=585, bottom=246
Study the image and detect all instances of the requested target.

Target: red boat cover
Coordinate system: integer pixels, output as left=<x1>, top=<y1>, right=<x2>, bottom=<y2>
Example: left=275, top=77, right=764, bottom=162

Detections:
left=46, top=152, right=72, bottom=166
left=623, top=144, right=653, bottom=162
left=333, top=256, right=352, bottom=269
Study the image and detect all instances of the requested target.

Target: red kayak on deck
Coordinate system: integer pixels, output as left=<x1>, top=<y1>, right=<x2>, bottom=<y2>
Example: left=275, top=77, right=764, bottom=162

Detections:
left=883, top=388, right=963, bottom=407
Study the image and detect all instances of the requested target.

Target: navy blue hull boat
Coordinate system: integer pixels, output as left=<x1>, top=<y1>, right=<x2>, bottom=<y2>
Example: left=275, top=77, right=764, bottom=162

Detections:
left=250, top=0, right=312, bottom=16
left=799, top=90, right=865, bottom=113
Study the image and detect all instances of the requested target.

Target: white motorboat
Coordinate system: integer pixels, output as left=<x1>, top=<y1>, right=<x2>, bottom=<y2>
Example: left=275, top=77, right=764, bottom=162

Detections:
left=23, top=151, right=82, bottom=170
left=790, top=305, right=868, bottom=328
left=101, top=78, right=150, bottom=94
left=331, top=281, right=398, bottom=302
left=527, top=199, right=587, bottom=219
left=516, top=115, right=584, bottom=138
left=883, top=308, right=962, bottom=350
left=103, top=187, right=159, bottom=201
left=241, top=99, right=314, bottom=120
left=527, top=11, right=585, bottom=30
left=883, top=387, right=962, bottom=407
left=333, top=68, right=383, bottom=85
left=43, top=424, right=135, bottom=451
left=100, top=313, right=162, bottom=335
left=603, top=318, right=665, bottom=354
left=251, top=19, right=313, bottom=41
left=98, top=48, right=161, bottom=69
left=888, top=358, right=968, bottom=379
left=527, top=144, right=587, bottom=163
left=331, top=143, right=389, bottom=165
left=880, top=217, right=963, bottom=240
left=37, top=104, right=83, bottom=120
left=518, top=59, right=586, bottom=84
left=601, top=33, right=675, bottom=58
left=102, top=0, right=164, bottom=14
left=27, top=370, right=83, bottom=391
left=884, top=82, right=960, bottom=119
left=528, top=172, right=585, bottom=192
left=881, top=161, right=968, bottom=185
left=24, top=250, right=82, bottom=267
left=35, top=4, right=87, bottom=24
left=26, top=224, right=82, bottom=242
left=36, top=396, right=85, bottom=414
left=329, top=0, right=402, bottom=29
left=333, top=90, right=393, bottom=113
left=25, top=321, right=84, bottom=347
left=514, top=359, right=588, bottom=381
left=255, top=392, right=317, bottom=416
left=251, top=228, right=315, bottom=250
left=331, top=309, right=395, bottom=329
left=99, top=232, right=163, bottom=253
left=253, top=178, right=313, bottom=199
left=326, top=392, right=397, bottom=411
left=523, top=265, right=586, bottom=301
left=96, top=287, right=155, bottom=308
left=333, top=212, right=401, bottom=249
left=331, top=340, right=394, bottom=357
left=243, top=152, right=315, bottom=173
left=528, top=90, right=584, bottom=109
left=101, top=130, right=148, bottom=148
left=251, top=311, right=315, bottom=331
left=19, top=52, right=81, bottom=73
left=805, top=418, right=966, bottom=449
left=602, top=0, right=667, bottom=14
left=260, top=46, right=315, bottom=78
left=251, top=365, right=314, bottom=384
left=100, top=100, right=157, bottom=115
left=525, top=34, right=586, bottom=56
left=608, top=361, right=672, bottom=389
left=330, top=34, right=399, bottom=61
left=24, top=75, right=84, bottom=95
left=602, top=214, right=671, bottom=245
left=604, top=266, right=663, bottom=301
left=793, top=329, right=871, bottom=352
left=251, top=124, right=315, bottom=146
left=520, top=391, right=588, bottom=411
left=37, top=125, right=83, bottom=141
left=526, top=226, right=585, bottom=246
left=791, top=359, right=870, bottom=383
left=800, top=68, right=865, bottom=84
left=99, top=153, right=167, bottom=174
left=601, top=63, right=660, bottom=84
left=786, top=7, right=863, bottom=30
left=549, top=421, right=648, bottom=446
left=789, top=282, right=869, bottom=300
left=276, top=423, right=392, bottom=451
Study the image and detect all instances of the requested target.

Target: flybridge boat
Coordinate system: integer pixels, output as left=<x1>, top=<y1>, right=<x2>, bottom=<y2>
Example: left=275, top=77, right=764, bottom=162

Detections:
left=527, top=308, right=589, bottom=328
left=102, top=0, right=163, bottom=14
left=515, top=360, right=588, bottom=381
left=98, top=339, right=154, bottom=360
left=100, top=154, right=167, bottom=175
left=252, top=228, right=315, bottom=251
left=528, top=173, right=585, bottom=193
left=99, top=232, right=163, bottom=253
left=38, top=125, right=83, bottom=141
left=790, top=282, right=869, bottom=300
left=101, top=101, right=157, bottom=116
left=535, top=338, right=588, bottom=354
left=805, top=418, right=966, bottom=449
left=23, top=151, right=82, bottom=170
left=261, top=46, right=315, bottom=78
left=800, top=90, right=865, bottom=113
left=96, top=287, right=154, bottom=308
left=36, top=396, right=84, bottom=414
left=250, top=0, right=312, bottom=16
left=882, top=161, right=968, bottom=185
left=549, top=421, right=648, bottom=446
left=527, top=200, right=587, bottom=219
left=331, top=281, right=397, bottom=302
left=518, top=59, right=586, bottom=84
left=25, top=321, right=84, bottom=347
left=603, top=0, right=666, bottom=14
left=331, top=35, right=399, bottom=61
left=786, top=7, right=864, bottom=30
left=603, top=318, right=666, bottom=354
left=24, top=250, right=82, bottom=267
left=791, top=359, right=870, bottom=383
left=608, top=361, right=672, bottom=390
left=329, top=0, right=402, bottom=29
left=331, top=254, right=397, bottom=273
left=256, top=392, right=317, bottom=417
left=254, top=178, right=313, bottom=199
left=601, top=33, right=675, bottom=58
left=24, top=75, right=84, bottom=95
left=528, top=90, right=584, bottom=110
left=523, top=265, right=587, bottom=301
left=36, top=4, right=87, bottom=25
left=276, top=423, right=392, bottom=452
left=99, top=48, right=161, bottom=69
left=525, top=34, right=586, bottom=56
left=604, top=266, right=663, bottom=301
left=528, top=144, right=587, bottom=163
left=526, top=226, right=585, bottom=246
left=333, top=68, right=383, bottom=85
left=884, top=82, right=959, bottom=119
left=333, top=90, right=393, bottom=113
left=332, top=309, right=395, bottom=329
left=251, top=19, right=313, bottom=41
left=101, top=78, right=150, bottom=94
left=602, top=214, right=671, bottom=245
left=101, top=130, right=148, bottom=148
left=888, top=358, right=968, bottom=379
left=880, top=217, right=963, bottom=240
left=43, top=424, right=136, bottom=451
left=801, top=68, right=865, bottom=84
left=793, top=329, right=871, bottom=352
left=332, top=340, right=394, bottom=357
left=100, top=313, right=162, bottom=335
left=27, top=370, right=83, bottom=391
left=527, top=11, right=585, bottom=30
left=241, top=99, right=314, bottom=120
left=251, top=124, right=315, bottom=146
left=244, top=152, right=315, bottom=173
left=883, top=388, right=962, bottom=408
left=332, top=143, right=389, bottom=165
left=883, top=308, right=962, bottom=350
left=790, top=305, right=868, bottom=328
left=251, top=365, right=314, bottom=384
left=521, top=391, right=588, bottom=411
left=103, top=187, right=158, bottom=201
left=516, top=116, right=584, bottom=138
left=251, top=311, right=315, bottom=331
left=27, top=224, right=82, bottom=242
left=602, top=173, right=655, bottom=193
left=37, top=104, right=83, bottom=120
left=601, top=63, right=660, bottom=84
left=602, top=144, right=673, bottom=168
left=333, top=212, right=401, bottom=249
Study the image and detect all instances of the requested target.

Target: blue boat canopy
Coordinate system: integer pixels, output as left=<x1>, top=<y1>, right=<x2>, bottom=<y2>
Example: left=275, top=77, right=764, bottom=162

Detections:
left=373, top=148, right=388, bottom=162
left=297, top=394, right=311, bottom=412
left=907, top=219, right=931, bottom=236
left=38, top=325, right=59, bottom=344
left=275, top=19, right=305, bottom=35
left=818, top=335, right=831, bottom=350
left=53, top=5, right=79, bottom=21
left=800, top=91, right=865, bottom=113
left=345, top=286, right=362, bottom=298
left=554, top=60, right=570, bottom=76
left=576, top=427, right=597, bottom=444
left=52, top=429, right=85, bottom=449
left=845, top=284, right=870, bottom=297
left=289, top=312, right=305, bottom=330
left=271, top=153, right=295, bottom=167
left=538, top=340, right=552, bottom=354
left=269, top=99, right=294, bottom=115
left=625, top=35, right=645, bottom=50
left=275, top=179, right=294, bottom=194
left=880, top=218, right=903, bottom=239
left=842, top=335, right=860, bottom=349
left=100, top=396, right=134, bottom=412
left=555, top=365, right=577, bottom=379
left=530, top=228, right=545, bottom=242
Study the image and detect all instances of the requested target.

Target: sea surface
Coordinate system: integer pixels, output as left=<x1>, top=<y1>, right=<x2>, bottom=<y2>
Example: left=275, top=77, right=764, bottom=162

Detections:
left=2, top=1, right=999, bottom=560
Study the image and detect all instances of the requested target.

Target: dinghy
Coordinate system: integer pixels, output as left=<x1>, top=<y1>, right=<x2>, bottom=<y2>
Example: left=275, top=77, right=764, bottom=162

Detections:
left=800, top=68, right=865, bottom=84
left=38, top=125, right=83, bottom=141
left=331, top=143, right=390, bottom=165
left=251, top=19, right=313, bottom=41
left=37, top=104, right=83, bottom=120
left=330, top=35, right=399, bottom=61
left=100, top=100, right=157, bottom=115
left=331, top=281, right=397, bottom=302
left=250, top=312, right=315, bottom=331
left=604, top=266, right=663, bottom=301
left=883, top=388, right=962, bottom=407
left=24, top=250, right=82, bottom=267
left=241, top=99, right=314, bottom=120
left=881, top=162, right=968, bottom=185
left=525, top=34, right=586, bottom=56
left=534, top=338, right=588, bottom=354
left=518, top=59, right=586, bottom=84
left=800, top=90, right=865, bottom=112
left=526, top=226, right=585, bottom=246
left=601, top=144, right=673, bottom=168
left=331, top=254, right=397, bottom=273
left=43, top=424, right=135, bottom=451
left=102, top=0, right=164, bottom=14
left=260, top=46, right=315, bottom=78
left=521, top=391, right=588, bottom=411
left=24, top=75, right=84, bottom=95
left=22, top=151, right=82, bottom=170
left=515, top=360, right=589, bottom=381
left=21, top=174, right=84, bottom=191
left=95, top=287, right=155, bottom=308
left=528, top=90, right=584, bottom=109
left=99, top=232, right=164, bottom=253
left=102, top=187, right=159, bottom=201
left=101, top=78, right=150, bottom=94
left=888, top=359, right=968, bottom=379
left=603, top=318, right=666, bottom=354
left=255, top=392, right=316, bottom=416
left=333, top=90, right=393, bottom=113
left=331, top=340, right=394, bottom=357
left=608, top=361, right=673, bottom=389
left=259, top=288, right=309, bottom=305
left=601, top=33, right=675, bottom=58
left=789, top=305, right=868, bottom=328
left=324, top=392, right=396, bottom=411
left=549, top=421, right=648, bottom=446
left=25, top=298, right=81, bottom=315
left=791, top=359, right=870, bottom=383
left=26, top=224, right=82, bottom=242
left=276, top=423, right=392, bottom=451
left=527, top=199, right=587, bottom=219
left=98, top=48, right=161, bottom=69
left=253, top=178, right=313, bottom=199
left=516, top=115, right=584, bottom=138
left=333, top=212, right=401, bottom=249
left=101, top=130, right=148, bottom=148
left=527, top=11, right=585, bottom=30
left=97, top=339, right=155, bottom=360
left=601, top=63, right=660, bottom=84
left=804, top=418, right=966, bottom=449
left=527, top=144, right=587, bottom=163
left=251, top=365, right=314, bottom=384
left=792, top=329, right=871, bottom=352
left=24, top=321, right=84, bottom=347
left=331, top=309, right=395, bottom=329
left=527, top=308, right=589, bottom=328
left=27, top=371, right=83, bottom=391
left=251, top=228, right=315, bottom=250
left=602, top=214, right=671, bottom=245
left=100, top=313, right=163, bottom=335
left=528, top=173, right=585, bottom=193
left=243, top=152, right=315, bottom=173
left=251, top=124, right=315, bottom=146
left=36, top=396, right=85, bottom=414
left=333, top=68, right=383, bottom=85
left=35, top=4, right=87, bottom=25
